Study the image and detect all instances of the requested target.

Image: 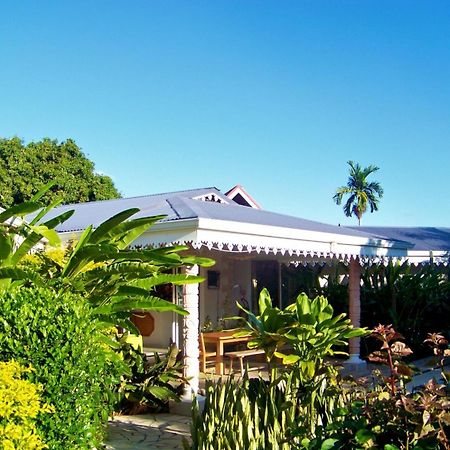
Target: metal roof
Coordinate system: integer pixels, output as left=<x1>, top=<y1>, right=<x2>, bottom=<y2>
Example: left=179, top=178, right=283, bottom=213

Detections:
left=42, top=186, right=376, bottom=241
left=28, top=187, right=448, bottom=264
left=353, top=226, right=450, bottom=251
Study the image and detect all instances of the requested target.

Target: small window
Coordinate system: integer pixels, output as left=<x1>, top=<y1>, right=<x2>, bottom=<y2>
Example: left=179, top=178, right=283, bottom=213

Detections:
left=207, top=270, right=220, bottom=289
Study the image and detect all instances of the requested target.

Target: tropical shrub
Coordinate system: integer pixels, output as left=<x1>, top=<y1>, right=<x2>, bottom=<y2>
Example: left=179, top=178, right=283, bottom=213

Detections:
left=294, top=325, right=450, bottom=449
left=281, top=262, right=450, bottom=358
left=116, top=341, right=186, bottom=414
left=361, top=263, right=450, bottom=357
left=0, top=287, right=123, bottom=449
left=187, top=291, right=367, bottom=449
left=0, top=188, right=214, bottom=446
left=235, top=288, right=367, bottom=369
left=0, top=360, right=52, bottom=450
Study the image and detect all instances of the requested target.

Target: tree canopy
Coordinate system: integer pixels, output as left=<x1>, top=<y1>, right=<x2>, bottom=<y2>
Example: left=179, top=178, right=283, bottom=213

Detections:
left=0, top=137, right=121, bottom=208
left=333, top=160, right=383, bottom=225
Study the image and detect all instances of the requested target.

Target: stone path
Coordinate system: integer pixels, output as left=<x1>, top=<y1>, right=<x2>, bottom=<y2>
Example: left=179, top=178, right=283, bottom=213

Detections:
left=105, top=414, right=191, bottom=450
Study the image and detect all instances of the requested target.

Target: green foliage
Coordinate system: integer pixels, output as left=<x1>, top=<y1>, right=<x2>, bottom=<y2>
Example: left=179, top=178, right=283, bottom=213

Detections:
left=301, top=326, right=450, bottom=450
left=0, top=189, right=214, bottom=447
left=234, top=287, right=294, bottom=363
left=0, top=191, right=214, bottom=333
left=361, top=263, right=450, bottom=357
left=282, top=262, right=450, bottom=358
left=235, top=288, right=368, bottom=370
left=189, top=290, right=367, bottom=448
left=116, top=341, right=186, bottom=414
left=0, top=361, right=52, bottom=450
left=0, top=136, right=120, bottom=208
left=333, top=160, right=383, bottom=225
left=0, top=287, right=123, bottom=449
left=184, top=373, right=295, bottom=450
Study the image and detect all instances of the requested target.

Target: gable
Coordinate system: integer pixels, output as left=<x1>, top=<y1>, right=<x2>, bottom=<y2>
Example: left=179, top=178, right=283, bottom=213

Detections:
left=225, top=185, right=261, bottom=209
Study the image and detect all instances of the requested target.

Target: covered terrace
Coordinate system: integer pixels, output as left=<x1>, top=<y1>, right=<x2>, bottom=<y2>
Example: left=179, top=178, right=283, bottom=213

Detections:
left=48, top=186, right=450, bottom=398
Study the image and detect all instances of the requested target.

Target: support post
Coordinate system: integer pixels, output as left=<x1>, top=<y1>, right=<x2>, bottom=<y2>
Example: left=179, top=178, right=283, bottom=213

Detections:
left=181, top=264, right=200, bottom=396
left=170, top=264, right=203, bottom=416
left=347, top=257, right=364, bottom=365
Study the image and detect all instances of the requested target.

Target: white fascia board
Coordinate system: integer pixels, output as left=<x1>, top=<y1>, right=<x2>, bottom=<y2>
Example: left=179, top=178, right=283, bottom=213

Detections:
left=195, top=218, right=408, bottom=257
left=405, top=250, right=450, bottom=265
left=57, top=218, right=423, bottom=259
left=132, top=217, right=410, bottom=257
left=55, top=230, right=82, bottom=244
left=133, top=219, right=200, bottom=247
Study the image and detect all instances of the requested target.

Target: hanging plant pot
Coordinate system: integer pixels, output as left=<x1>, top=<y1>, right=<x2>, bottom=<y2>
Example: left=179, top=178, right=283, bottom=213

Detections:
left=131, top=311, right=155, bottom=336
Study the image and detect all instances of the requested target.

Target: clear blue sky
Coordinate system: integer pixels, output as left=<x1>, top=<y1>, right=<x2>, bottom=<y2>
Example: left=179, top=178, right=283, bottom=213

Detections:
left=1, top=1, right=449, bottom=227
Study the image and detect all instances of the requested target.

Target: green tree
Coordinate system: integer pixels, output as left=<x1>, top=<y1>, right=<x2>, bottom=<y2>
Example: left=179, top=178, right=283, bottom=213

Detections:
left=0, top=137, right=120, bottom=208
left=333, top=160, right=384, bottom=225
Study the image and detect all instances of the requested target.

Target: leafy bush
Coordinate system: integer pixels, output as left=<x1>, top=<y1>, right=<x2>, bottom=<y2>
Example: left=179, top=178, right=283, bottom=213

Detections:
left=0, top=360, right=52, bottom=450
left=294, top=325, right=450, bottom=449
left=116, top=341, right=186, bottom=414
left=187, top=291, right=367, bottom=449
left=281, top=262, right=450, bottom=358
left=0, top=287, right=123, bottom=449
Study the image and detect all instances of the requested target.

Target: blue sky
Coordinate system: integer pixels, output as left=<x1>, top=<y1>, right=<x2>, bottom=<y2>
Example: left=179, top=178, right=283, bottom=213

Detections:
left=1, top=1, right=449, bottom=227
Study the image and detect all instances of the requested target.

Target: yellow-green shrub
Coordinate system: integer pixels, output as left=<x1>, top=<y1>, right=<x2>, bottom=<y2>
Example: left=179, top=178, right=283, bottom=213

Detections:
left=0, top=361, right=52, bottom=450
left=0, top=287, right=123, bottom=449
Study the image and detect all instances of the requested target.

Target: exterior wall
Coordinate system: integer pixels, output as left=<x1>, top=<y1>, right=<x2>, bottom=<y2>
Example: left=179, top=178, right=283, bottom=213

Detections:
left=199, top=257, right=252, bottom=330
left=141, top=312, right=174, bottom=349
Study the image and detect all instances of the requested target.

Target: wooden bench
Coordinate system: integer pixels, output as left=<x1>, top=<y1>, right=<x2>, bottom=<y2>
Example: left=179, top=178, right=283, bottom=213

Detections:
left=143, top=347, right=168, bottom=361
left=226, top=349, right=265, bottom=375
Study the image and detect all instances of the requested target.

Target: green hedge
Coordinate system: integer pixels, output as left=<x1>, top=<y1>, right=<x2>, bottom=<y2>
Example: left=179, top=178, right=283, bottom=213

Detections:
left=0, top=287, right=121, bottom=449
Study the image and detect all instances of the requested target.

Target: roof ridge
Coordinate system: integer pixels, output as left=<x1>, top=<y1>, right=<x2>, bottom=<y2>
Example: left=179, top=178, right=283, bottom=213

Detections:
left=56, top=187, right=221, bottom=208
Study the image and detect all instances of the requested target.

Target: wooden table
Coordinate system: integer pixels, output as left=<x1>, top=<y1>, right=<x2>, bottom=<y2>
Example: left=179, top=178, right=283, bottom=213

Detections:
left=202, top=330, right=252, bottom=375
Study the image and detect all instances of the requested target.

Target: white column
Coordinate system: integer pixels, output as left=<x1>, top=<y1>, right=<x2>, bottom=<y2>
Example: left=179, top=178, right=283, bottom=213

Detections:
left=182, top=264, right=200, bottom=396
left=347, top=257, right=364, bottom=364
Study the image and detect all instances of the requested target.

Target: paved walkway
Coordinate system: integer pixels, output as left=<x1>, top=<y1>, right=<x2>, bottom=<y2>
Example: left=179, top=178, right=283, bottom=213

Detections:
left=105, top=414, right=191, bottom=450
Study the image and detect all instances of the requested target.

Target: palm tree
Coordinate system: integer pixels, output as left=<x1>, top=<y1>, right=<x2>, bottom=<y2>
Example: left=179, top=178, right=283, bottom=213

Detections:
left=333, top=160, right=383, bottom=226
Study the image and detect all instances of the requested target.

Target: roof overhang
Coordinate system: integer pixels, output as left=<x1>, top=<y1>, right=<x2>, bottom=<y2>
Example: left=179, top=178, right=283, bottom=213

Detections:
left=133, top=217, right=437, bottom=264
left=57, top=217, right=449, bottom=266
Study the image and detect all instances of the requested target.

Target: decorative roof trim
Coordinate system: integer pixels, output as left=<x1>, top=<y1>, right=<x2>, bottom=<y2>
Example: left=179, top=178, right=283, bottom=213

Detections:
left=192, top=192, right=229, bottom=204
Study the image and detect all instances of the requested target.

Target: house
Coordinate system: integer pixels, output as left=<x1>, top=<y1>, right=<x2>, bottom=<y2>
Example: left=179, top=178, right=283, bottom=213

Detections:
left=44, top=185, right=450, bottom=395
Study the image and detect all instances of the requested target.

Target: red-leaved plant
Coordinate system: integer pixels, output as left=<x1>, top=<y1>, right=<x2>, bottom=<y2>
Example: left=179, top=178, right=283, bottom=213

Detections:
left=368, top=324, right=414, bottom=395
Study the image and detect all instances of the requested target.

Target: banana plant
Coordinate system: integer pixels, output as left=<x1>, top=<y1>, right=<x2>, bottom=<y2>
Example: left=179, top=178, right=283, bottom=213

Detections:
left=0, top=187, right=215, bottom=333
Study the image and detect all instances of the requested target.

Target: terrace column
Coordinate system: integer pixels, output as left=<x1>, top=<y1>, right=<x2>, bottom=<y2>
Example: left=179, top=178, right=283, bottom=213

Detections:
left=347, top=257, right=364, bottom=364
left=181, top=264, right=200, bottom=396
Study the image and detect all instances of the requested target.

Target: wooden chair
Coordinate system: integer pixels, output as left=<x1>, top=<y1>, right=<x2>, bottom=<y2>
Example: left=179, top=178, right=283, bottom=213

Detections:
left=199, top=332, right=217, bottom=373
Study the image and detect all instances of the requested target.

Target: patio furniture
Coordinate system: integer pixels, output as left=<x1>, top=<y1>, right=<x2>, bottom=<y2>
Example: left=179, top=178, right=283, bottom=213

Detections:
left=201, top=330, right=252, bottom=375
left=199, top=332, right=217, bottom=373
left=226, top=348, right=265, bottom=375
left=143, top=346, right=168, bottom=357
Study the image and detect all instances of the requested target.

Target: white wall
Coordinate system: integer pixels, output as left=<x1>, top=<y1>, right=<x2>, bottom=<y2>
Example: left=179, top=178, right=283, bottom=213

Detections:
left=142, top=311, right=174, bottom=349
